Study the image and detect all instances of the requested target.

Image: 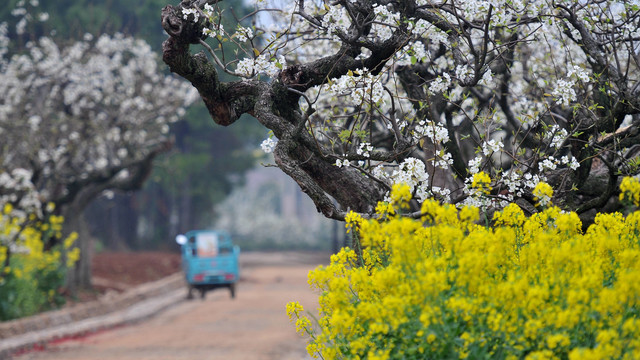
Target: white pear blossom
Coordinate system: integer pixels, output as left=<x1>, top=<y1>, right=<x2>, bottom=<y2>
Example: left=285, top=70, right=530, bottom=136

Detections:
left=567, top=65, right=590, bottom=82
left=414, top=120, right=449, bottom=143
left=429, top=73, right=451, bottom=93
left=203, top=24, right=225, bottom=38
left=203, top=3, right=214, bottom=15
left=356, top=142, right=373, bottom=158
left=322, top=5, right=351, bottom=41
left=235, top=26, right=253, bottom=42
left=455, top=65, right=474, bottom=82
left=181, top=8, right=199, bottom=22
left=389, top=158, right=429, bottom=193
left=371, top=5, right=399, bottom=41
left=386, top=119, right=407, bottom=131
left=561, top=155, right=580, bottom=170
left=482, top=139, right=504, bottom=156
left=435, top=151, right=453, bottom=169
left=479, top=70, right=493, bottom=86
left=372, top=164, right=389, bottom=182
left=335, top=158, right=351, bottom=168
left=235, top=54, right=285, bottom=78
left=260, top=137, right=278, bottom=153
left=328, top=69, right=384, bottom=104
left=552, top=79, right=577, bottom=106
left=538, top=157, right=558, bottom=172
left=468, top=156, right=483, bottom=174
left=545, top=125, right=569, bottom=149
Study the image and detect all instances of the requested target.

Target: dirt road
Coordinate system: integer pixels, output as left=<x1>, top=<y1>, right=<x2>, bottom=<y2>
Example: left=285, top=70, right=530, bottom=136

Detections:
left=16, top=252, right=329, bottom=360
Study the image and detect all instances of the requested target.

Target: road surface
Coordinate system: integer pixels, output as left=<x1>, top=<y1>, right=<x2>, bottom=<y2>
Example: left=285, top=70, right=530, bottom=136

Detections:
left=16, top=252, right=328, bottom=360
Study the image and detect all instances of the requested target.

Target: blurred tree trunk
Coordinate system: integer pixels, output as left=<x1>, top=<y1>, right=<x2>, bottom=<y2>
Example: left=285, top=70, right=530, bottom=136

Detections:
left=119, top=195, right=138, bottom=250
left=181, top=175, right=192, bottom=232
left=63, top=203, right=93, bottom=292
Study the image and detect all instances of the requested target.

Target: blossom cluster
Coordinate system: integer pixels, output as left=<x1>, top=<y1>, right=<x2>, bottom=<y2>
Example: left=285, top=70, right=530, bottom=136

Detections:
left=482, top=139, right=503, bottom=156
left=234, top=25, right=253, bottom=42
left=356, top=143, right=373, bottom=158
left=182, top=3, right=267, bottom=78
left=551, top=79, right=578, bottom=107
left=428, top=73, right=451, bottom=94
left=236, top=53, right=285, bottom=78
left=335, top=157, right=351, bottom=168
left=370, top=5, right=399, bottom=41
left=321, top=5, right=352, bottom=41
left=538, top=155, right=580, bottom=173
left=289, top=179, right=640, bottom=359
left=0, top=169, right=40, bottom=216
left=413, top=120, right=449, bottom=144
left=544, top=125, right=569, bottom=149
left=260, top=137, right=278, bottom=153
left=455, top=65, right=474, bottom=83
left=328, top=69, right=385, bottom=105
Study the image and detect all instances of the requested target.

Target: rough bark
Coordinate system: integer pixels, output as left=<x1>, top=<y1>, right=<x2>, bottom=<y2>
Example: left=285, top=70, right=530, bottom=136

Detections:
left=161, top=3, right=392, bottom=219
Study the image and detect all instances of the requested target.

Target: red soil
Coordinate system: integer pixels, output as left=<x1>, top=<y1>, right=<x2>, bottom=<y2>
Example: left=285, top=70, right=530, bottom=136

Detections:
left=64, top=252, right=182, bottom=304
left=91, top=251, right=182, bottom=287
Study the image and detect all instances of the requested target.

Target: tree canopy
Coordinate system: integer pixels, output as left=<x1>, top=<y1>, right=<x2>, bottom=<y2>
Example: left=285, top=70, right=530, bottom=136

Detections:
left=0, top=29, right=196, bottom=217
left=161, top=0, right=640, bottom=223
left=0, top=4, right=197, bottom=287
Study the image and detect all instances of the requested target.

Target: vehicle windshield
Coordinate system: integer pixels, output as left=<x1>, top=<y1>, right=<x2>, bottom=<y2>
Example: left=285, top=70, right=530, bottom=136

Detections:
left=195, top=233, right=219, bottom=257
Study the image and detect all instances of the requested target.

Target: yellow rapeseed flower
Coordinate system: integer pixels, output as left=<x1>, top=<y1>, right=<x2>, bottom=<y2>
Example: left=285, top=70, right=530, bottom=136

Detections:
left=390, top=183, right=412, bottom=208
left=375, top=201, right=395, bottom=217
left=619, top=176, right=640, bottom=206
left=291, top=180, right=640, bottom=360
left=2, top=203, right=13, bottom=215
left=345, top=211, right=363, bottom=233
left=533, top=182, right=554, bottom=207
left=66, top=247, right=80, bottom=267
left=471, top=171, right=492, bottom=195
left=493, top=203, right=526, bottom=227
left=286, top=301, right=304, bottom=321
left=295, top=316, right=312, bottom=336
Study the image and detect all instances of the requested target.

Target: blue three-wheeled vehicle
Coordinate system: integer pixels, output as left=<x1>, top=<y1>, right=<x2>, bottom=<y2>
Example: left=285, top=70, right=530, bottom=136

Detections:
left=175, top=230, right=240, bottom=299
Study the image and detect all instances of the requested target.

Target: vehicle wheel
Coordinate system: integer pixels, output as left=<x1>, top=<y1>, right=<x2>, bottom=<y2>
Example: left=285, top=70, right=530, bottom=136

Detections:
left=187, top=286, right=194, bottom=300
left=229, top=283, right=236, bottom=299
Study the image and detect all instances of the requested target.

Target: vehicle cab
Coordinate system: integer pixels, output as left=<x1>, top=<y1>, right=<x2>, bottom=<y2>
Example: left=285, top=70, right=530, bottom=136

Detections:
left=176, top=230, right=240, bottom=299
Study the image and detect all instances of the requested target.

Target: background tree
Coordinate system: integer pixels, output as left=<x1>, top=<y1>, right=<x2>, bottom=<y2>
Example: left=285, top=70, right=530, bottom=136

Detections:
left=1, top=0, right=264, bottom=252
left=0, top=11, right=197, bottom=288
left=161, top=0, right=640, bottom=225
